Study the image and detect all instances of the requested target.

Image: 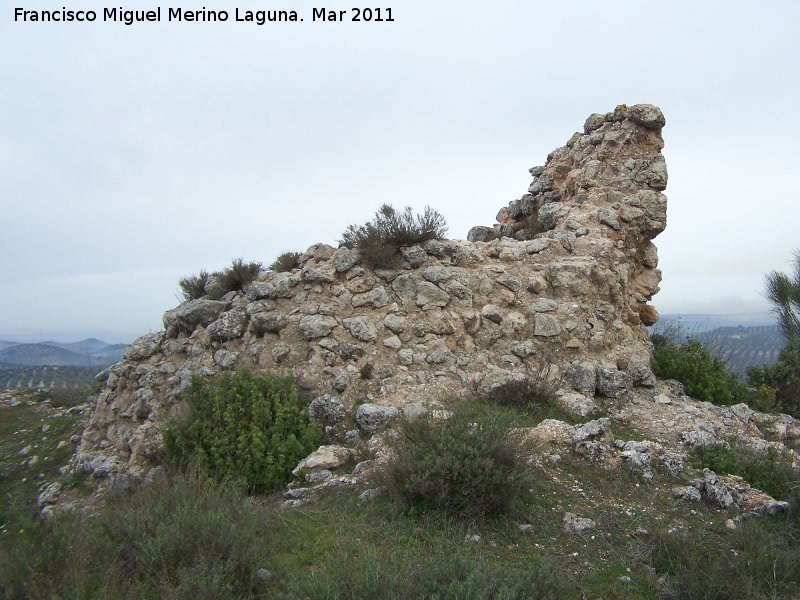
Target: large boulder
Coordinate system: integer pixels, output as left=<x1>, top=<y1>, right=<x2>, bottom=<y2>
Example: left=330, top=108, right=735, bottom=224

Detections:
left=163, top=299, right=229, bottom=334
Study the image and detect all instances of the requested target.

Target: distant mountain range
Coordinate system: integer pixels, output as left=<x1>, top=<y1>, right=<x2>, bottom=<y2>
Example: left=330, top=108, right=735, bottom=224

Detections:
left=657, top=313, right=777, bottom=333
left=0, top=338, right=127, bottom=367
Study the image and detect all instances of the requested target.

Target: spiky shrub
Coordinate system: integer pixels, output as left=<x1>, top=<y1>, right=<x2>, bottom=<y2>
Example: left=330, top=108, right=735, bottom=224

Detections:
left=269, top=251, right=301, bottom=273
left=178, top=270, right=211, bottom=302
left=164, top=369, right=322, bottom=493
left=747, top=337, right=800, bottom=418
left=652, top=338, right=750, bottom=406
left=382, top=411, right=533, bottom=519
left=340, top=204, right=448, bottom=269
left=764, top=249, right=800, bottom=341
left=214, top=258, right=262, bottom=294
left=485, top=365, right=557, bottom=410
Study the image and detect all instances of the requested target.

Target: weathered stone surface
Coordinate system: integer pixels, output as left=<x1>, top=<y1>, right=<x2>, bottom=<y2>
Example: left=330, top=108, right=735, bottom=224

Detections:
left=672, top=486, right=702, bottom=502
left=271, top=345, right=290, bottom=363
left=534, top=314, right=560, bottom=337
left=382, top=335, right=402, bottom=349
left=526, top=239, right=550, bottom=254
left=416, top=281, right=450, bottom=307
left=563, top=512, right=595, bottom=533
left=538, top=202, right=570, bottom=230
left=481, top=304, right=503, bottom=324
left=163, top=299, right=228, bottom=333
left=628, top=354, right=656, bottom=386
left=334, top=247, right=361, bottom=272
left=566, top=361, right=597, bottom=395
left=301, top=265, right=335, bottom=283
left=426, top=349, right=449, bottom=364
left=213, top=349, right=238, bottom=368
left=532, top=298, right=558, bottom=313
left=639, top=304, right=659, bottom=326
left=352, top=286, right=389, bottom=308
left=496, top=274, right=522, bottom=292
left=383, top=313, right=406, bottom=333
left=627, top=104, right=666, bottom=130
left=510, top=341, right=536, bottom=358
left=292, top=445, right=352, bottom=476
left=299, top=315, right=338, bottom=340
left=400, top=245, right=428, bottom=268
left=250, top=311, right=287, bottom=335
left=559, top=392, right=598, bottom=417
left=356, top=404, right=400, bottom=435
left=308, top=394, right=346, bottom=425
left=247, top=272, right=295, bottom=300
left=633, top=155, right=668, bottom=191
left=207, top=307, right=248, bottom=340
left=597, top=367, right=633, bottom=398
left=342, top=317, right=378, bottom=342
left=467, top=226, right=495, bottom=242
left=700, top=469, right=743, bottom=509
left=597, top=207, right=620, bottom=230
left=422, top=265, right=451, bottom=284
left=123, top=332, right=164, bottom=361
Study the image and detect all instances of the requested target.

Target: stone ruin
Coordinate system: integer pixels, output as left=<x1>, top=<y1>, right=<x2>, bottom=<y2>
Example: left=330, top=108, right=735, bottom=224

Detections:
left=74, top=104, right=671, bottom=485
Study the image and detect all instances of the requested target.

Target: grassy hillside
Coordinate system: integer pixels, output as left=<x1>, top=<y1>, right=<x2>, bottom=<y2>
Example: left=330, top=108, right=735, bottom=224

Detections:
left=1, top=394, right=798, bottom=599
left=698, top=325, right=784, bottom=376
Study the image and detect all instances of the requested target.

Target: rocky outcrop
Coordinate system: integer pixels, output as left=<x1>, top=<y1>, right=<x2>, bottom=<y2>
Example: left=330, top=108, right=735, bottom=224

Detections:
left=73, top=104, right=670, bottom=484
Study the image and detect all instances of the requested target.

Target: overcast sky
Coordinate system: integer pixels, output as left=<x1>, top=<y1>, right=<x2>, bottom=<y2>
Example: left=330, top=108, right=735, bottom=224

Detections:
left=2, top=0, right=798, bottom=343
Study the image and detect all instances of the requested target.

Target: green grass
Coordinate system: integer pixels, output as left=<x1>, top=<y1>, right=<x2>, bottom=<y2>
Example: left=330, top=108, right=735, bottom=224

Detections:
left=3, top=396, right=800, bottom=599
left=689, top=439, right=799, bottom=501
left=0, top=399, right=87, bottom=521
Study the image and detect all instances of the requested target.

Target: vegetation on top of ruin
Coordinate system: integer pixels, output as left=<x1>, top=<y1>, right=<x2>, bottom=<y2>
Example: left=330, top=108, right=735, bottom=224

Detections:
left=340, top=204, right=448, bottom=269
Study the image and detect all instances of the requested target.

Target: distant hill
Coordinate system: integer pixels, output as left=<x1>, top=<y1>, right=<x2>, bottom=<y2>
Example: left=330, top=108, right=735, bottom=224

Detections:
left=658, top=313, right=776, bottom=334
left=697, top=325, right=784, bottom=376
left=0, top=338, right=127, bottom=369
left=0, top=340, right=20, bottom=351
left=0, top=344, right=101, bottom=367
left=91, top=344, right=127, bottom=364
left=41, top=339, right=127, bottom=365
left=42, top=338, right=113, bottom=356
left=653, top=315, right=785, bottom=378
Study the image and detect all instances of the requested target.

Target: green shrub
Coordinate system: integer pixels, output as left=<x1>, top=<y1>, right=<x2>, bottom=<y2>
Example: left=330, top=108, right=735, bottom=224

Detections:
left=382, top=411, right=534, bottom=520
left=689, top=440, right=797, bottom=501
left=214, top=258, right=262, bottom=294
left=43, top=385, right=97, bottom=408
left=178, top=270, right=211, bottom=302
left=164, top=369, right=322, bottom=493
left=0, top=470, right=275, bottom=599
left=747, top=337, right=800, bottom=418
left=340, top=204, right=448, bottom=269
left=270, top=251, right=302, bottom=273
left=652, top=338, right=750, bottom=406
